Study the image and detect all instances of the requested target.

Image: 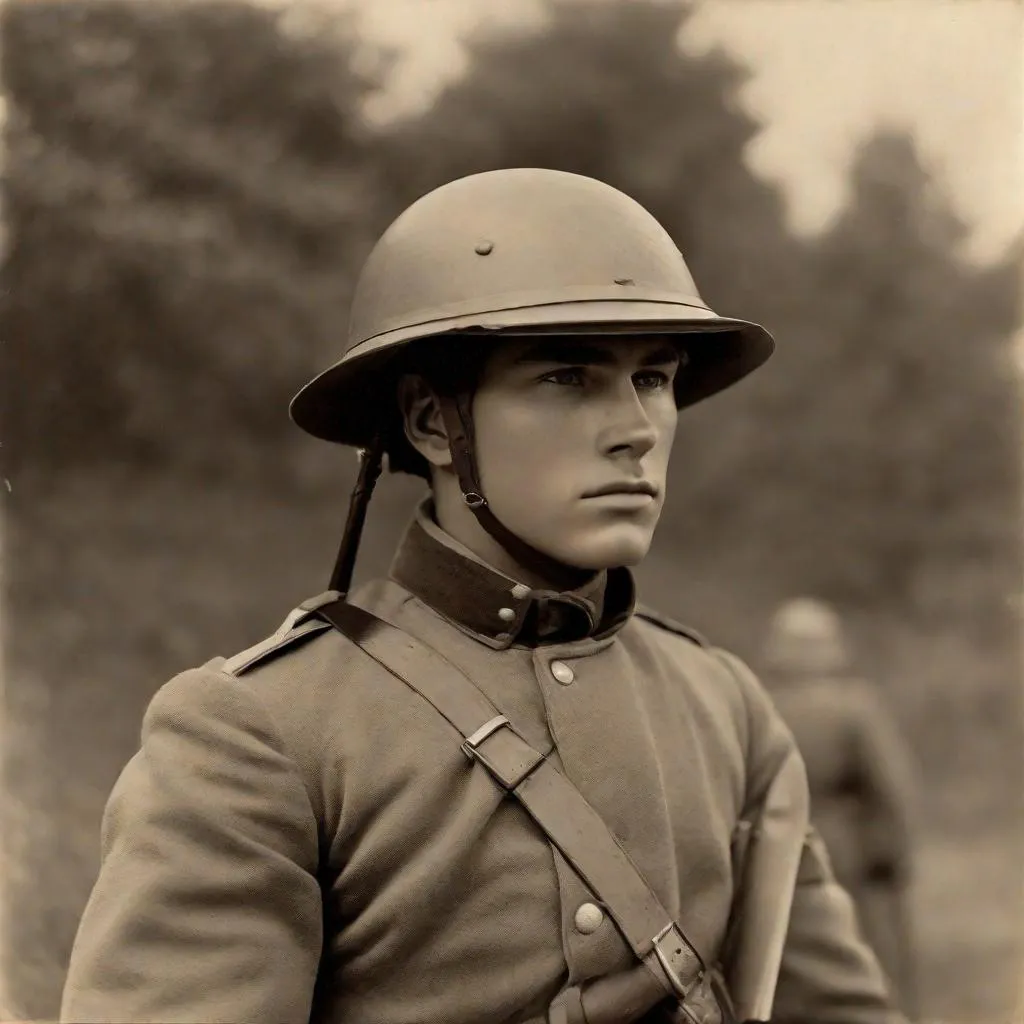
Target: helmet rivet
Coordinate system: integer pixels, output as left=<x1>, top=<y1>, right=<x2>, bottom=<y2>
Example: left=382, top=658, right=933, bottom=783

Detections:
left=474, top=240, right=494, bottom=256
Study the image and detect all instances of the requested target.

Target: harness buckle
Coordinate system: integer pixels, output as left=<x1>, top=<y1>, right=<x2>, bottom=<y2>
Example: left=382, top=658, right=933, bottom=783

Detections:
left=460, top=715, right=511, bottom=760
left=652, top=922, right=705, bottom=1001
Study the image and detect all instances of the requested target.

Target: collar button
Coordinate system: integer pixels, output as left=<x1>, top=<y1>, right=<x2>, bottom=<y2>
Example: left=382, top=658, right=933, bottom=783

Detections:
left=550, top=660, right=575, bottom=685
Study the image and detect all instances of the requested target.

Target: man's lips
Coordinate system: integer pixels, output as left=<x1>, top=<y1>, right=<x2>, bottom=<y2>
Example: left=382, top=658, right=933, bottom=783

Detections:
left=583, top=480, right=659, bottom=498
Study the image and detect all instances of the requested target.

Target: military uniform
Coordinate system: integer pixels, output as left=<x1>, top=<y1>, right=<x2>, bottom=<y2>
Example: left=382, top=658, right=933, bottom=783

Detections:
left=62, top=502, right=900, bottom=1024
left=762, top=598, right=918, bottom=1017
left=767, top=674, right=917, bottom=1016
left=63, top=169, right=907, bottom=1022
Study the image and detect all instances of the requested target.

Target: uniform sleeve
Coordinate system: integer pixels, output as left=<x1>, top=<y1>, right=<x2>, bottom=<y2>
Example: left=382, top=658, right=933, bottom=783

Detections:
left=849, top=683, right=918, bottom=883
left=60, top=666, right=324, bottom=1024
left=720, top=651, right=906, bottom=1024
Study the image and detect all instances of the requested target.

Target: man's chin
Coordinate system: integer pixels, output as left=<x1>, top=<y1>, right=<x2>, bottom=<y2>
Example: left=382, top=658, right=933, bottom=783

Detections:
left=555, top=533, right=654, bottom=572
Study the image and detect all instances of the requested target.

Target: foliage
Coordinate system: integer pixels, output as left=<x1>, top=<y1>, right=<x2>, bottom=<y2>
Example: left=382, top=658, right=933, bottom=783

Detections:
left=1, top=0, right=391, bottom=473
left=722, top=132, right=1022, bottom=627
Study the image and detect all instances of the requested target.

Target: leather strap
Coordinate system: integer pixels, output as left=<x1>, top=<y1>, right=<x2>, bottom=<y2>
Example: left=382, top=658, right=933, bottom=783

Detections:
left=314, top=598, right=708, bottom=1011
left=328, top=438, right=384, bottom=595
left=436, top=393, right=592, bottom=591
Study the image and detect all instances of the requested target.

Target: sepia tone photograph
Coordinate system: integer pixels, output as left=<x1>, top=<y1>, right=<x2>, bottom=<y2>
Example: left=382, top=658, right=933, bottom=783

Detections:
left=1, top=0, right=1022, bottom=1022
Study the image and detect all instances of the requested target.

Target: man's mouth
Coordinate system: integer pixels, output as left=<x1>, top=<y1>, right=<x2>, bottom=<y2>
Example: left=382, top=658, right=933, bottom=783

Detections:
left=583, top=480, right=659, bottom=498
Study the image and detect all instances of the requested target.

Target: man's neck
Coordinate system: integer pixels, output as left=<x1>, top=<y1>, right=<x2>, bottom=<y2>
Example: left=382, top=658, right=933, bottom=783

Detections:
left=388, top=499, right=634, bottom=647
left=428, top=489, right=594, bottom=593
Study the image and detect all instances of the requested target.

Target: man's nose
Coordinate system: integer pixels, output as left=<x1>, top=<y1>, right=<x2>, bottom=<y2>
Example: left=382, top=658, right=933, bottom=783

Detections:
left=599, top=386, right=659, bottom=458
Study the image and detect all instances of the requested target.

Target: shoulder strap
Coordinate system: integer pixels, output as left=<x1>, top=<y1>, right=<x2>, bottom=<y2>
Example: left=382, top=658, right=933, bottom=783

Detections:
left=314, top=598, right=707, bottom=1013
left=634, top=604, right=709, bottom=647
left=222, top=591, right=342, bottom=677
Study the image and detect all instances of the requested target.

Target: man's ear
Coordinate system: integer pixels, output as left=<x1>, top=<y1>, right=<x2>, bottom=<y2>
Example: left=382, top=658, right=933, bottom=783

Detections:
left=397, top=374, right=452, bottom=468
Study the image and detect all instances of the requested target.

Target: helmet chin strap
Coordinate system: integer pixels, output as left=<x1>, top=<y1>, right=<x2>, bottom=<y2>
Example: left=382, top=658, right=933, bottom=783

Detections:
left=328, top=433, right=385, bottom=596
left=437, top=393, right=592, bottom=592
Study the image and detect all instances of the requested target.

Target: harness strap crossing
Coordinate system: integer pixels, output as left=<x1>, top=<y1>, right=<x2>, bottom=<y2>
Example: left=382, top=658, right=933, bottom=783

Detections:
left=315, top=597, right=716, bottom=1021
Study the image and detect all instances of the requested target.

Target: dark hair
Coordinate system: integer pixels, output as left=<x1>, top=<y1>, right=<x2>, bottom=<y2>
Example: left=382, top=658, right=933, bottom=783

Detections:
left=382, top=334, right=492, bottom=479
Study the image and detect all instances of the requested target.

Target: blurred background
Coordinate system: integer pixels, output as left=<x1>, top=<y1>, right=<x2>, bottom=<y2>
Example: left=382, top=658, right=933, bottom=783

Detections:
left=1, top=0, right=1021, bottom=1020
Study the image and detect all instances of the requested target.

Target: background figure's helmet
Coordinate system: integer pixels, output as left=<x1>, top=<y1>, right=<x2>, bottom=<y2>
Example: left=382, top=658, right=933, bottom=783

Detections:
left=763, top=597, right=851, bottom=676
left=290, top=167, right=775, bottom=464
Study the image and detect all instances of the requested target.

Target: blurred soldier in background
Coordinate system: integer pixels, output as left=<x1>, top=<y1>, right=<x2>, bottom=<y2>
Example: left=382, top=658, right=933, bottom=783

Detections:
left=763, top=598, right=919, bottom=1019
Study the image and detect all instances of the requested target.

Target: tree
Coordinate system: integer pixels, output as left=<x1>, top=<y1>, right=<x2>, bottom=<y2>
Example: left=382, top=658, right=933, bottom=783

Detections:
left=1, top=0, right=392, bottom=476
left=0, top=3, right=393, bottom=1014
left=734, top=131, right=1021, bottom=625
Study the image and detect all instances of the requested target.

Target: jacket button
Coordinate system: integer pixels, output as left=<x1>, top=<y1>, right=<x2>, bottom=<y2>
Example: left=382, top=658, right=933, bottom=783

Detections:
left=574, top=902, right=604, bottom=934
left=497, top=606, right=516, bottom=622
left=550, top=660, right=574, bottom=685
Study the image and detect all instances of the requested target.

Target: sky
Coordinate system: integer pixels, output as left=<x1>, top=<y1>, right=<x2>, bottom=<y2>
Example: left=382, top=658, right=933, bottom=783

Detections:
left=326, top=0, right=1024, bottom=267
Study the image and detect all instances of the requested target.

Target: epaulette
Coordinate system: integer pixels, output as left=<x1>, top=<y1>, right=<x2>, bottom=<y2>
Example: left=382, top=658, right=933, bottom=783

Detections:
left=222, top=590, right=341, bottom=677
left=634, top=604, right=709, bottom=648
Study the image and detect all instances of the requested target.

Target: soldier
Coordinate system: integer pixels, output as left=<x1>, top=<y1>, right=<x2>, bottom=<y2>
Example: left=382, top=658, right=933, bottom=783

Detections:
left=61, top=169, right=906, bottom=1024
left=763, top=598, right=920, bottom=1019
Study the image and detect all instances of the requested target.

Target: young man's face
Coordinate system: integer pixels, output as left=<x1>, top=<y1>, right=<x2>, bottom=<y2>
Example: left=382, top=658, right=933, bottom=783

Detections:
left=468, top=334, right=681, bottom=572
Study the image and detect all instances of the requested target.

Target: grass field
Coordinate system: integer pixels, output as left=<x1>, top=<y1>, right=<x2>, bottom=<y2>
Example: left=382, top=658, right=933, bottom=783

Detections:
left=2, top=466, right=1021, bottom=1022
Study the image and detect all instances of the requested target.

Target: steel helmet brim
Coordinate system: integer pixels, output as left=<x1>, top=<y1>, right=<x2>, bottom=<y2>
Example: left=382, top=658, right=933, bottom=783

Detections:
left=289, top=298, right=774, bottom=447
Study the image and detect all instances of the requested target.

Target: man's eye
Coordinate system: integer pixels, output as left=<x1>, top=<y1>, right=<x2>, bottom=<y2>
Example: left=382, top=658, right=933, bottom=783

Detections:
left=634, top=370, right=671, bottom=390
left=541, top=368, right=586, bottom=386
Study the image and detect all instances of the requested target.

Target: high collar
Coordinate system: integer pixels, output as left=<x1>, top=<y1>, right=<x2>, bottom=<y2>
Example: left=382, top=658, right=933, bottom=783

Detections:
left=388, top=499, right=636, bottom=650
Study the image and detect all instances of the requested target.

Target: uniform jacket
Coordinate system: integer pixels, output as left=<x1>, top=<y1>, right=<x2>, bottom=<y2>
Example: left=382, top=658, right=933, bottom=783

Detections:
left=767, top=676, right=918, bottom=1012
left=61, top=502, right=901, bottom=1024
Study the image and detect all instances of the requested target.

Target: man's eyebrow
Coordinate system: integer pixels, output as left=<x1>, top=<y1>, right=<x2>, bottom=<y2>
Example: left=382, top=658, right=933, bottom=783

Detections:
left=512, top=341, right=682, bottom=367
left=638, top=343, right=683, bottom=367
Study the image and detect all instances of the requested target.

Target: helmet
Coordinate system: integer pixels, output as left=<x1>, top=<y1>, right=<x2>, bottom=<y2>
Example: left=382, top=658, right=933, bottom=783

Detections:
left=290, top=168, right=775, bottom=449
left=764, top=597, right=850, bottom=675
